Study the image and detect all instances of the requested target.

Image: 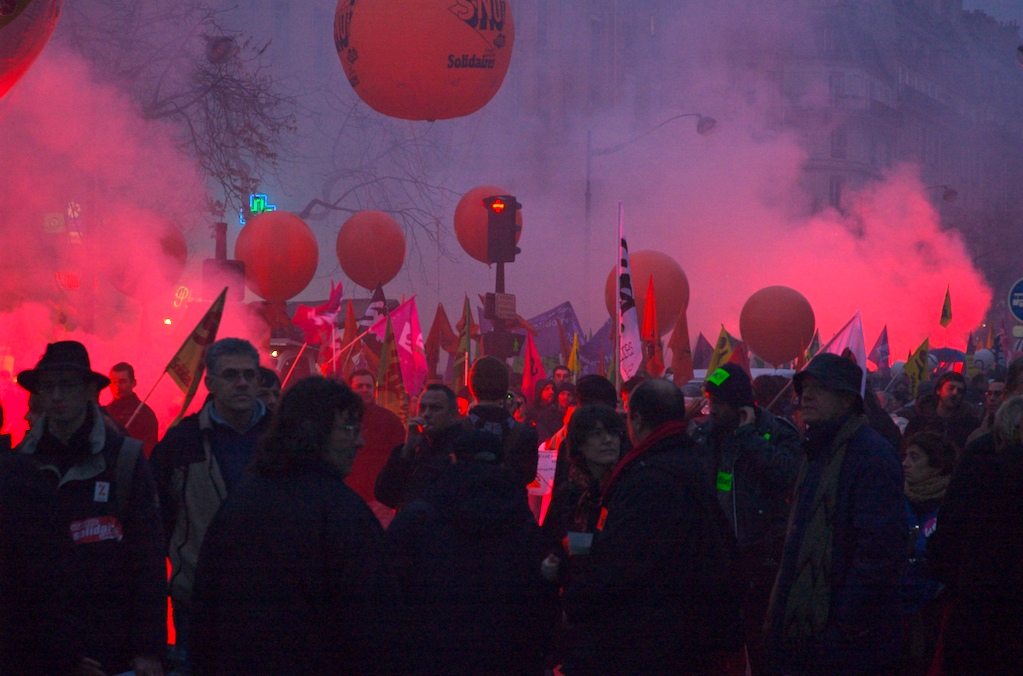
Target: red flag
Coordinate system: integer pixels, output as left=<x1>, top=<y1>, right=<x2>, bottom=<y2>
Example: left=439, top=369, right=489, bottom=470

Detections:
left=424, top=302, right=457, bottom=377
left=292, top=280, right=344, bottom=344
left=640, top=276, right=664, bottom=376
left=727, top=340, right=752, bottom=379
left=453, top=297, right=474, bottom=395
left=521, top=332, right=546, bottom=405
left=325, top=300, right=360, bottom=379
left=667, top=302, right=693, bottom=385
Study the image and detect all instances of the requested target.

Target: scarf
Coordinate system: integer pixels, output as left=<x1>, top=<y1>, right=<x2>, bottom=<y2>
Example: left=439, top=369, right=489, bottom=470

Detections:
left=772, top=413, right=866, bottom=647
left=603, top=420, right=688, bottom=500
left=567, top=463, right=606, bottom=533
left=905, top=473, right=950, bottom=504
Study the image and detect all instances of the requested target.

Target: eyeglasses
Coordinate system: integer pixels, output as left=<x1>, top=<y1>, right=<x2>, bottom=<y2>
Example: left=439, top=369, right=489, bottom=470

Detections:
left=985, top=390, right=1005, bottom=398
left=214, top=368, right=258, bottom=383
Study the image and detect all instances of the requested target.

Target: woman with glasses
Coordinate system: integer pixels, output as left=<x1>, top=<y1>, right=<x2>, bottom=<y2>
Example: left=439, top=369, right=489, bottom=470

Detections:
left=191, top=377, right=397, bottom=674
left=542, top=405, right=625, bottom=566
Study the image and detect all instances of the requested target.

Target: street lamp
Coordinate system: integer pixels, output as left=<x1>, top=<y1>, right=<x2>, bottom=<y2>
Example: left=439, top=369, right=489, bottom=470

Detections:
left=926, top=184, right=958, bottom=202
left=585, top=112, right=716, bottom=226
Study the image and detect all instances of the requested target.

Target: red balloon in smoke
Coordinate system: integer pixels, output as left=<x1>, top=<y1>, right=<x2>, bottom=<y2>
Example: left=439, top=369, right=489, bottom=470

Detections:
left=235, top=211, right=319, bottom=302
left=604, top=250, right=690, bottom=337
left=739, top=285, right=816, bottom=366
left=0, top=0, right=64, bottom=100
left=335, top=210, right=406, bottom=290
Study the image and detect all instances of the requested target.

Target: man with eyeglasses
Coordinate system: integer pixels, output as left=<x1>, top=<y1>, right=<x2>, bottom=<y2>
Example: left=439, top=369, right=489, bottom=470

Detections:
left=151, top=337, right=271, bottom=675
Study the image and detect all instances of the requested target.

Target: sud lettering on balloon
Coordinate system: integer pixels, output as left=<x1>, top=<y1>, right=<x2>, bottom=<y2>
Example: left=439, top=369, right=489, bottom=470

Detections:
left=334, top=0, right=514, bottom=121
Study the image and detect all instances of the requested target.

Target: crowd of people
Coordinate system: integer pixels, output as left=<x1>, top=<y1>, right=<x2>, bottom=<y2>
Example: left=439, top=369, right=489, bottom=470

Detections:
left=0, top=336, right=1020, bottom=675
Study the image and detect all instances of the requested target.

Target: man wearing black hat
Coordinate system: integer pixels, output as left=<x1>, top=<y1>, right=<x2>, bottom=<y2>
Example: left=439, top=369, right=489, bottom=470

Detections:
left=15, top=341, right=166, bottom=676
left=691, top=363, right=801, bottom=671
left=764, top=353, right=904, bottom=675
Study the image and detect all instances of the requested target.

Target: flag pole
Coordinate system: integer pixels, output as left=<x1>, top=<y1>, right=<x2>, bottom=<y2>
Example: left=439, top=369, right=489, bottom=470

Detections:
left=281, top=342, right=309, bottom=388
left=615, top=201, right=623, bottom=395
left=125, top=371, right=169, bottom=429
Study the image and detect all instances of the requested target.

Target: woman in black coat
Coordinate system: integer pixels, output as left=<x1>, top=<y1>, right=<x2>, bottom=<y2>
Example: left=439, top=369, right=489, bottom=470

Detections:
left=192, top=377, right=397, bottom=675
left=928, top=395, right=1023, bottom=674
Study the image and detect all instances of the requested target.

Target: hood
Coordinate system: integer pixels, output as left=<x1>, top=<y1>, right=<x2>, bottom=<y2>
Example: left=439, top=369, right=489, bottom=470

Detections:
left=425, top=462, right=526, bottom=538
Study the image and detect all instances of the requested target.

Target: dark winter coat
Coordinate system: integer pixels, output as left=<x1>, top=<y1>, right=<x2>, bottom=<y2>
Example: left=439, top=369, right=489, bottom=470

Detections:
left=386, top=461, right=556, bottom=676
left=927, top=441, right=1023, bottom=673
left=0, top=453, right=81, bottom=674
left=467, top=404, right=540, bottom=488
left=691, top=406, right=801, bottom=597
left=765, top=416, right=905, bottom=675
left=562, top=428, right=743, bottom=675
left=192, top=459, right=397, bottom=675
left=374, top=422, right=466, bottom=510
left=17, top=405, right=166, bottom=673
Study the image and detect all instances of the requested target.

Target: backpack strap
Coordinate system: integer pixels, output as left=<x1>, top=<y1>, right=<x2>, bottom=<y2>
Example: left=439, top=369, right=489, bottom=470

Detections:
left=116, top=436, right=144, bottom=522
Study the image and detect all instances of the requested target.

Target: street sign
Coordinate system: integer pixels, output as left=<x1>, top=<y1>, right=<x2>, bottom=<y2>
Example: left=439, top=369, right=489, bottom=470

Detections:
left=1009, top=278, right=1023, bottom=323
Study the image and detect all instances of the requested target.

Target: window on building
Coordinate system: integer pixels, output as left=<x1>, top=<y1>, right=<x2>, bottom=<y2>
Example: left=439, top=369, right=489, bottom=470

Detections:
left=829, top=72, right=845, bottom=106
left=831, top=128, right=847, bottom=159
left=829, top=176, right=844, bottom=210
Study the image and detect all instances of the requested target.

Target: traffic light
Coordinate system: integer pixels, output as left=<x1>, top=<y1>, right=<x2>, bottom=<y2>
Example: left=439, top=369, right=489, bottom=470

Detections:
left=483, top=195, right=521, bottom=263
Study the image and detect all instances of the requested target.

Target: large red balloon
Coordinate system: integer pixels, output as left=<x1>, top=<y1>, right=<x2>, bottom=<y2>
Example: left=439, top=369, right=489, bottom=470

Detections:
left=0, top=0, right=63, bottom=100
left=336, top=210, right=406, bottom=290
left=739, top=286, right=816, bottom=366
left=334, top=0, right=514, bottom=121
left=454, top=185, right=523, bottom=264
left=604, top=251, right=689, bottom=337
left=235, top=211, right=319, bottom=302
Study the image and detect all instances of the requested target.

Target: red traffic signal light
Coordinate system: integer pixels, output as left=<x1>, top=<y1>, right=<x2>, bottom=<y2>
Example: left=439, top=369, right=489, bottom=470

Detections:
left=488, top=199, right=506, bottom=213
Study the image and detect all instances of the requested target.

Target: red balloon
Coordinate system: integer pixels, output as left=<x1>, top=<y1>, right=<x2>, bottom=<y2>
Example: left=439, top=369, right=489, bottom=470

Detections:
left=0, top=0, right=63, bottom=100
left=235, top=211, right=319, bottom=302
left=739, top=286, right=816, bottom=366
left=604, top=251, right=689, bottom=337
left=334, top=0, right=514, bottom=121
left=335, top=210, right=406, bottom=290
left=454, top=185, right=523, bottom=264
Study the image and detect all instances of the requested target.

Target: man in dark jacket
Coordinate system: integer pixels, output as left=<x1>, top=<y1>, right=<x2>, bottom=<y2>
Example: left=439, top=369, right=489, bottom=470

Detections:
left=691, top=363, right=801, bottom=670
left=375, top=383, right=466, bottom=509
left=563, top=378, right=743, bottom=674
left=387, top=430, right=556, bottom=675
left=467, top=356, right=539, bottom=488
left=16, top=341, right=166, bottom=676
left=903, top=371, right=979, bottom=455
left=150, top=337, right=270, bottom=673
left=765, top=354, right=904, bottom=675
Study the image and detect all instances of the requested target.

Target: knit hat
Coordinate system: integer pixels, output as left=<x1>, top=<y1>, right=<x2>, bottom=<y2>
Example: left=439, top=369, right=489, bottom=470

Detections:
left=704, top=363, right=755, bottom=409
left=17, top=341, right=111, bottom=393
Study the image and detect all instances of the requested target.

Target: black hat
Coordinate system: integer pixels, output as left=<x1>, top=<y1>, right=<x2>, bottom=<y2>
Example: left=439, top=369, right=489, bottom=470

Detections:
left=704, top=363, right=755, bottom=409
left=17, top=341, right=111, bottom=393
left=793, top=353, right=862, bottom=398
